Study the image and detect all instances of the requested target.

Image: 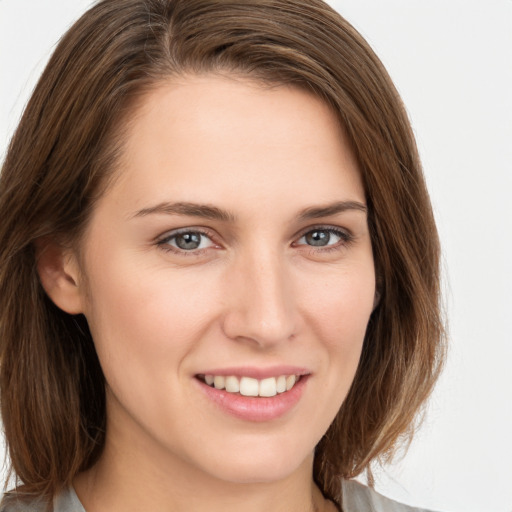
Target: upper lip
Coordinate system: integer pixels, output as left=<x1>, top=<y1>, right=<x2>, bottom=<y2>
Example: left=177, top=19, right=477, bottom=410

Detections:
left=196, top=365, right=311, bottom=380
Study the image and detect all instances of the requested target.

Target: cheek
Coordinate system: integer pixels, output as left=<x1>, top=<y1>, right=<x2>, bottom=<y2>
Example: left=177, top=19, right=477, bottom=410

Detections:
left=80, top=260, right=217, bottom=434
left=305, top=263, right=375, bottom=345
left=303, top=263, right=375, bottom=396
left=82, top=251, right=222, bottom=380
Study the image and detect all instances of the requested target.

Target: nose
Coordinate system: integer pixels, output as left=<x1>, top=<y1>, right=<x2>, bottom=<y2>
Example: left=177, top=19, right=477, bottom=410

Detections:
left=221, top=248, right=298, bottom=348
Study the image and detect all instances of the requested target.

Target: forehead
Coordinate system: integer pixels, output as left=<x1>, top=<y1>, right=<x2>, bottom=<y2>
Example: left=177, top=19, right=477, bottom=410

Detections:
left=102, top=73, right=365, bottom=218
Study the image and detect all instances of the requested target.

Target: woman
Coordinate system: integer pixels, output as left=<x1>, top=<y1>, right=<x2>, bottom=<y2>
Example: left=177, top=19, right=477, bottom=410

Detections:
left=0, top=1, right=444, bottom=511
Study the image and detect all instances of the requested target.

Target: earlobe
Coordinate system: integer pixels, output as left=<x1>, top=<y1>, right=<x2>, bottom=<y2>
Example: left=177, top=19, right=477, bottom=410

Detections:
left=35, top=238, right=84, bottom=315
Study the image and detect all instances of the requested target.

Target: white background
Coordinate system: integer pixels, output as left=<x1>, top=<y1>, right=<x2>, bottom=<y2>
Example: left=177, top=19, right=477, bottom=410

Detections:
left=1, top=1, right=511, bottom=511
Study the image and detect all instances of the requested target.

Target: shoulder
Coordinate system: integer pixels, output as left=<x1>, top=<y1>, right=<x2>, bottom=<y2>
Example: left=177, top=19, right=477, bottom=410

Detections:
left=341, top=479, right=440, bottom=512
left=0, top=487, right=85, bottom=512
left=0, top=492, right=46, bottom=512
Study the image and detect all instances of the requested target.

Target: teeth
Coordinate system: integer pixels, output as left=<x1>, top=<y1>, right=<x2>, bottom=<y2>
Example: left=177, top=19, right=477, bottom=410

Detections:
left=225, top=376, right=240, bottom=393
left=213, top=376, right=225, bottom=389
left=259, top=377, right=277, bottom=397
left=276, top=375, right=286, bottom=393
left=202, top=374, right=300, bottom=396
left=240, top=377, right=259, bottom=396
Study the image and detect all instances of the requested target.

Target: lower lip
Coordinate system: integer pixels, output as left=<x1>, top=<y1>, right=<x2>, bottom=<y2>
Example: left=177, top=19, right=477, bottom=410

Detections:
left=195, top=376, right=309, bottom=422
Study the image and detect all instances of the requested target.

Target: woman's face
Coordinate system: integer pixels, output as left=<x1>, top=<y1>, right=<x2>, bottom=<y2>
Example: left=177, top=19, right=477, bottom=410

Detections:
left=75, top=74, right=375, bottom=484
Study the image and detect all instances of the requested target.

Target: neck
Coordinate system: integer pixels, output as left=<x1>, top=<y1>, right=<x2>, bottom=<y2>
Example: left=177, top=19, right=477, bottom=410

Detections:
left=74, top=431, right=335, bottom=512
left=75, top=457, right=331, bottom=512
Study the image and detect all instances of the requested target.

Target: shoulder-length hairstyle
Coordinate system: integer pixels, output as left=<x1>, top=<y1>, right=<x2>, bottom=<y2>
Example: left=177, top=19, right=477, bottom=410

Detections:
left=0, top=0, right=444, bottom=505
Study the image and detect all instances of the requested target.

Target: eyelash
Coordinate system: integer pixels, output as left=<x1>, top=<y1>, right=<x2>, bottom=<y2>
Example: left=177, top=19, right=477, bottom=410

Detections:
left=155, top=225, right=354, bottom=257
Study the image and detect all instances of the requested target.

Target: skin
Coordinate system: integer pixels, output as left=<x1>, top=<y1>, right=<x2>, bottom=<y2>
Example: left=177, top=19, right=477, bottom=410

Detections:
left=40, top=74, right=376, bottom=512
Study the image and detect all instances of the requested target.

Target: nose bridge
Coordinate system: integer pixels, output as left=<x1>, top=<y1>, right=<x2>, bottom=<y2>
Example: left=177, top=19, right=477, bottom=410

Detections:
left=223, top=243, right=296, bottom=346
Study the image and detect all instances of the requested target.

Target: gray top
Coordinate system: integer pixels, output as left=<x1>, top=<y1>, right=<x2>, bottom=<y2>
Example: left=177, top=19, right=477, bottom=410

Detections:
left=0, top=480, right=438, bottom=512
left=342, top=480, right=437, bottom=512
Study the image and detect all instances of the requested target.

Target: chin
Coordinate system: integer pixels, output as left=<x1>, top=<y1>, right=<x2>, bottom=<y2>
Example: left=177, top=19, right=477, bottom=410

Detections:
left=198, top=442, right=314, bottom=485
left=212, top=463, right=304, bottom=485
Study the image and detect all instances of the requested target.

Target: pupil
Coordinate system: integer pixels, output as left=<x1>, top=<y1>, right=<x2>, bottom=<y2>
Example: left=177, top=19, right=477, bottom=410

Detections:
left=176, top=232, right=201, bottom=250
left=306, top=230, right=330, bottom=246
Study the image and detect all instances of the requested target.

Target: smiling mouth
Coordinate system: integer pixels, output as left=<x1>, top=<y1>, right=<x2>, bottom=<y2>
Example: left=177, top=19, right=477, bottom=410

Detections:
left=196, top=374, right=302, bottom=397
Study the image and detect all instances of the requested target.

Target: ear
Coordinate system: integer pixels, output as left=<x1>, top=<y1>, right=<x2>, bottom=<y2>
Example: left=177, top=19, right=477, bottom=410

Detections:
left=35, top=238, right=85, bottom=315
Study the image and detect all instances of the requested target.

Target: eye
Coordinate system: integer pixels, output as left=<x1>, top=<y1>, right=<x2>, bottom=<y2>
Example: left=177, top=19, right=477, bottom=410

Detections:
left=295, top=227, right=351, bottom=248
left=158, top=230, right=215, bottom=252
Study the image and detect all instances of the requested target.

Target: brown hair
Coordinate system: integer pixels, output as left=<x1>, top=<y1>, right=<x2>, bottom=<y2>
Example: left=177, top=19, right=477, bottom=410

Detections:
left=0, top=0, right=444, bottom=505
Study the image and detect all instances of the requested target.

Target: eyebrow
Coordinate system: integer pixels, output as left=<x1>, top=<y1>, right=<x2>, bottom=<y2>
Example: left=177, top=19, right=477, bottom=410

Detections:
left=297, top=200, right=367, bottom=221
left=131, top=200, right=366, bottom=222
left=132, top=202, right=236, bottom=222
